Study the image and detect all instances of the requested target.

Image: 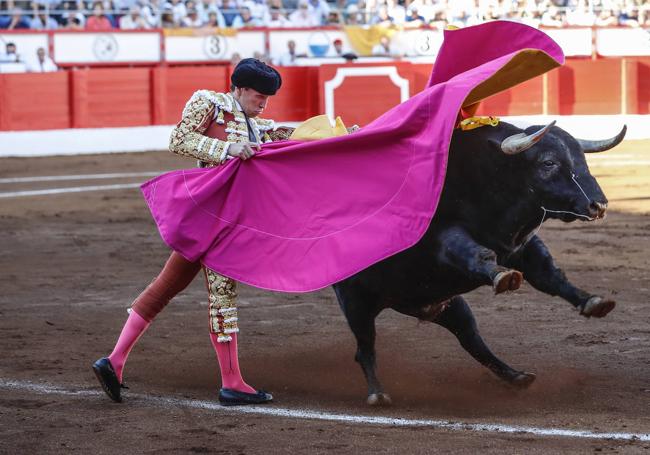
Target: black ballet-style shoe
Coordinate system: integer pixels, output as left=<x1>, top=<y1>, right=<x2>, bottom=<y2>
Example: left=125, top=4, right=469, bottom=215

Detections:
left=92, top=357, right=124, bottom=403
left=218, top=388, right=273, bottom=406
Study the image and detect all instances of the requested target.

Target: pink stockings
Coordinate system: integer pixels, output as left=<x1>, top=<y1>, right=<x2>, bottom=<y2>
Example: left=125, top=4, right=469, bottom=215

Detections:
left=105, top=251, right=254, bottom=392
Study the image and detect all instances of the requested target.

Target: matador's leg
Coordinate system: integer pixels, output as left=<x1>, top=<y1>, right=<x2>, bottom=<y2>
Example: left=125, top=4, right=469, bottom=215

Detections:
left=204, top=267, right=273, bottom=405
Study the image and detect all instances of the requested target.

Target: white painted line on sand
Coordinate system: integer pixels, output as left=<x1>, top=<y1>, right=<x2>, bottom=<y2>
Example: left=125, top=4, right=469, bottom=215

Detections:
left=0, top=183, right=141, bottom=198
left=0, top=172, right=162, bottom=184
left=1, top=378, right=648, bottom=442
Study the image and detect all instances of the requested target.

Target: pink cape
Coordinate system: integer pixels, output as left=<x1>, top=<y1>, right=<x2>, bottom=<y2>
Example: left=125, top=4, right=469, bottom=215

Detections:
left=141, top=21, right=564, bottom=292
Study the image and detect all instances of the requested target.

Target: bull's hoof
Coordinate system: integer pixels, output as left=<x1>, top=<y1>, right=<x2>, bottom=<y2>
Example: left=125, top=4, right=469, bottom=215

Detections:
left=367, top=392, right=392, bottom=406
left=493, top=270, right=523, bottom=295
left=509, top=372, right=536, bottom=388
left=580, top=296, right=616, bottom=318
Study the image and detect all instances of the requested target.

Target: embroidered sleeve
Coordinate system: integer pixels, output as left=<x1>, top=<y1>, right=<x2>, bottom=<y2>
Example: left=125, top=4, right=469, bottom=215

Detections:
left=169, top=92, right=231, bottom=165
left=267, top=126, right=295, bottom=142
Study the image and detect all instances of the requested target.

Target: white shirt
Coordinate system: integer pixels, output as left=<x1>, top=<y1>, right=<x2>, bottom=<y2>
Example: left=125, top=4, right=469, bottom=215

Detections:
left=26, top=56, right=58, bottom=72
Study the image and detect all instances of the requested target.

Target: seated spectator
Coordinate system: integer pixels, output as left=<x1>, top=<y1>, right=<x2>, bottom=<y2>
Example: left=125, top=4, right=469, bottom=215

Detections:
left=325, top=9, right=342, bottom=25
left=205, top=10, right=225, bottom=26
left=308, top=0, right=330, bottom=25
left=275, top=39, right=306, bottom=66
left=182, top=7, right=203, bottom=26
left=595, top=8, right=618, bottom=26
left=288, top=0, right=319, bottom=27
left=371, top=5, right=394, bottom=27
left=5, top=8, right=31, bottom=29
left=26, top=47, right=58, bottom=72
left=371, top=34, right=399, bottom=57
left=232, top=6, right=259, bottom=27
left=31, top=5, right=58, bottom=29
left=160, top=5, right=176, bottom=27
left=138, top=0, right=158, bottom=27
left=196, top=0, right=220, bottom=24
left=86, top=2, right=113, bottom=30
left=243, top=0, right=270, bottom=26
left=221, top=0, right=242, bottom=27
left=327, top=37, right=356, bottom=58
left=169, top=0, right=187, bottom=25
left=0, top=42, right=20, bottom=62
left=385, top=0, right=405, bottom=24
left=429, top=9, right=447, bottom=29
left=57, top=1, right=86, bottom=28
left=619, top=4, right=640, bottom=27
left=345, top=4, right=362, bottom=25
left=540, top=5, right=565, bottom=27
left=267, top=6, right=290, bottom=27
left=566, top=0, right=595, bottom=26
left=230, top=51, right=241, bottom=66
left=404, top=5, right=425, bottom=27
left=120, top=5, right=149, bottom=29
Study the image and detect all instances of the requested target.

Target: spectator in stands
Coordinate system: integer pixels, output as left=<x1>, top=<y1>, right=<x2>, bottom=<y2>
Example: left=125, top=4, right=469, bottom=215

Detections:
left=26, top=46, right=57, bottom=72
left=619, top=3, right=641, bottom=27
left=267, top=6, right=290, bottom=27
left=86, top=2, right=113, bottom=29
left=205, top=10, right=225, bottom=26
left=288, top=0, right=319, bottom=26
left=385, top=0, right=405, bottom=24
left=57, top=0, right=86, bottom=28
left=196, top=0, right=220, bottom=24
left=221, top=0, right=242, bottom=27
left=183, top=6, right=203, bottom=26
left=308, top=0, right=330, bottom=25
left=31, top=5, right=58, bottom=29
left=160, top=5, right=176, bottom=27
left=243, top=0, right=270, bottom=26
left=404, top=5, right=425, bottom=27
left=325, top=10, right=342, bottom=24
left=0, top=42, right=20, bottom=62
left=566, top=0, right=596, bottom=25
left=275, top=39, right=306, bottom=65
left=595, top=7, right=619, bottom=26
left=120, top=5, right=149, bottom=28
left=5, top=7, right=31, bottom=28
left=230, top=51, right=241, bottom=65
left=540, top=5, right=566, bottom=27
left=371, top=5, right=394, bottom=26
left=371, top=34, right=399, bottom=57
left=344, top=4, right=362, bottom=24
left=232, top=6, right=259, bottom=27
left=137, top=0, right=158, bottom=27
left=327, top=37, right=356, bottom=59
left=169, top=0, right=187, bottom=25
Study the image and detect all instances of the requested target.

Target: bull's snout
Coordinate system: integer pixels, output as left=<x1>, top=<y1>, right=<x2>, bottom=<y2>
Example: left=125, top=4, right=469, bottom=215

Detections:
left=588, top=200, right=608, bottom=219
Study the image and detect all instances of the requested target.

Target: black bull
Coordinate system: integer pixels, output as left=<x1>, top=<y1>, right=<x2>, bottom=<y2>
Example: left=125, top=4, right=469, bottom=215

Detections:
left=332, top=121, right=627, bottom=406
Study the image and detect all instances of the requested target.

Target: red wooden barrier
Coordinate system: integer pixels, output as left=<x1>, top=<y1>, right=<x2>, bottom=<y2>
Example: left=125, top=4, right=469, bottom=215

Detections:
left=1, top=58, right=650, bottom=133
left=0, top=72, right=70, bottom=131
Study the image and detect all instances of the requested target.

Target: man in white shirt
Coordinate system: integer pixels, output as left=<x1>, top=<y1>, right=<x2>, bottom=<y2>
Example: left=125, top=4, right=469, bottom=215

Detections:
left=26, top=47, right=58, bottom=72
left=119, top=6, right=150, bottom=29
left=275, top=39, right=306, bottom=66
left=288, top=0, right=318, bottom=27
left=0, top=42, right=20, bottom=63
left=267, top=6, right=290, bottom=27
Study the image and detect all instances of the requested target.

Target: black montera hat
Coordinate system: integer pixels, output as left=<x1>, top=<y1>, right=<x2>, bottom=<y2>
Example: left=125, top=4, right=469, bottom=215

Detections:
left=231, top=58, right=282, bottom=95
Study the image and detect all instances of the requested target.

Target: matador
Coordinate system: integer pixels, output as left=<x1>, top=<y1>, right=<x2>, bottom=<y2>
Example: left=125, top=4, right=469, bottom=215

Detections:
left=93, top=58, right=293, bottom=406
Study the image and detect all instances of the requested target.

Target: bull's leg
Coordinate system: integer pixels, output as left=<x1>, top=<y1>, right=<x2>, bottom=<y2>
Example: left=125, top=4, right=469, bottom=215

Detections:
left=427, top=296, right=535, bottom=387
left=333, top=285, right=391, bottom=406
left=507, top=235, right=615, bottom=318
left=439, top=226, right=523, bottom=294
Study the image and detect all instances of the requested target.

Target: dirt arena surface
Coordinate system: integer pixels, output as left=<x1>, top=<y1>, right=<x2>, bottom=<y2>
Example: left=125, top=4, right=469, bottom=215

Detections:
left=1, top=142, right=649, bottom=454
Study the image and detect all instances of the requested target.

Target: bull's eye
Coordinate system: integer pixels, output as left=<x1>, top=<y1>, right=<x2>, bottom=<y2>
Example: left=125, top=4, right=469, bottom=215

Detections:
left=543, top=160, right=556, bottom=167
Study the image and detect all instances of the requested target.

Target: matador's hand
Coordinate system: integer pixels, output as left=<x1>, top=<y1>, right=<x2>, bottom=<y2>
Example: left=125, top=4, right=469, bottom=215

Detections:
left=228, top=142, right=260, bottom=160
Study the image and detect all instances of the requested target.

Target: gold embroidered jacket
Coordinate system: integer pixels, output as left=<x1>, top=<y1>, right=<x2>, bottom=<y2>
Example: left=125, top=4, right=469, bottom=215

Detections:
left=169, top=90, right=293, bottom=166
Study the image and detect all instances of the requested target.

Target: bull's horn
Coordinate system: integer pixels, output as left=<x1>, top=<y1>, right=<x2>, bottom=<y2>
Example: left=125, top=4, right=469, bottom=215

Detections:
left=578, top=125, right=627, bottom=153
left=500, top=121, right=557, bottom=155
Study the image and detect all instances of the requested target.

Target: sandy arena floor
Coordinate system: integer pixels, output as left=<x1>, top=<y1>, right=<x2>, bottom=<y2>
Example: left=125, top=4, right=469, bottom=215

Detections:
left=0, top=142, right=649, bottom=454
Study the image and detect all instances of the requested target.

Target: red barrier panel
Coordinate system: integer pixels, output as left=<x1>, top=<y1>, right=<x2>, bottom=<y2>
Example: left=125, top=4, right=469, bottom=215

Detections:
left=71, top=68, right=152, bottom=128
left=317, top=63, right=415, bottom=126
left=475, top=76, right=545, bottom=116
left=263, top=66, right=319, bottom=122
left=152, top=66, right=230, bottom=125
left=548, top=59, right=622, bottom=115
left=0, top=72, right=70, bottom=131
left=630, top=57, right=650, bottom=115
